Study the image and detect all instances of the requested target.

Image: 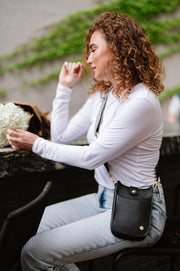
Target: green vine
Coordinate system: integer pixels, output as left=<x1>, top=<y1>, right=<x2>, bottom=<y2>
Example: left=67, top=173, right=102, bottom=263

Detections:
left=0, top=89, right=6, bottom=97
left=22, top=70, right=60, bottom=88
left=159, top=85, right=180, bottom=101
left=22, top=57, right=82, bottom=88
left=158, top=44, right=180, bottom=59
left=6, top=16, right=180, bottom=73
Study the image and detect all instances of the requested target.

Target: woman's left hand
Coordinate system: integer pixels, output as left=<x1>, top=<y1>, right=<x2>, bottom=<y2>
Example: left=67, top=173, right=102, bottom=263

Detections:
left=7, top=129, right=39, bottom=150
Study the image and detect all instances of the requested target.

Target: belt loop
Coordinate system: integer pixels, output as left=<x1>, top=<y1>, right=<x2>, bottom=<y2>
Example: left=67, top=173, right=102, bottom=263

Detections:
left=109, top=171, right=117, bottom=184
left=152, top=178, right=162, bottom=202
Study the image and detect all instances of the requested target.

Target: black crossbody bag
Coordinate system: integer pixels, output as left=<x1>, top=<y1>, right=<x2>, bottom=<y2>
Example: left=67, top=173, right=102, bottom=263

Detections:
left=95, top=92, right=157, bottom=241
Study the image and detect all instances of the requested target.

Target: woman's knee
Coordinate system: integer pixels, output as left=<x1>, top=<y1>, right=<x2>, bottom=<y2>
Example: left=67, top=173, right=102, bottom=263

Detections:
left=21, top=242, right=32, bottom=270
left=21, top=237, right=36, bottom=270
left=21, top=235, right=47, bottom=271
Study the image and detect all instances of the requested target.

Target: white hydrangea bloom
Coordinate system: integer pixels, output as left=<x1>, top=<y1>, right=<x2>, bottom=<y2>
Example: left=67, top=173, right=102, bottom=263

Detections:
left=0, top=103, right=31, bottom=147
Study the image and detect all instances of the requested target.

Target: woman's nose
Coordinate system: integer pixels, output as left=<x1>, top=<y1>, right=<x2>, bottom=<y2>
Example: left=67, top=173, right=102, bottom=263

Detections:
left=87, top=54, right=92, bottom=65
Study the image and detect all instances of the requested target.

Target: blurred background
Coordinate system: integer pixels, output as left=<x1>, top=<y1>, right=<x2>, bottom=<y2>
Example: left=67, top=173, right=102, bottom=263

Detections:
left=0, top=0, right=180, bottom=135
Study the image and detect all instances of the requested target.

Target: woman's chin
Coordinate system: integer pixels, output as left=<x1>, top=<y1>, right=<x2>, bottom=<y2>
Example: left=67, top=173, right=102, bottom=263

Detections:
left=94, top=75, right=103, bottom=81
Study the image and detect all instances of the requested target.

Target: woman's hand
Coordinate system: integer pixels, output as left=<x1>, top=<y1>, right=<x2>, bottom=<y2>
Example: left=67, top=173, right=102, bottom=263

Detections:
left=7, top=129, right=39, bottom=150
left=59, top=61, right=83, bottom=89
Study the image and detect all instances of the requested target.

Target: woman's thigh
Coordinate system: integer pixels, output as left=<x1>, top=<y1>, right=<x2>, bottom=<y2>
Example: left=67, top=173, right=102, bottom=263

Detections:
left=37, top=192, right=100, bottom=233
left=22, top=208, right=124, bottom=268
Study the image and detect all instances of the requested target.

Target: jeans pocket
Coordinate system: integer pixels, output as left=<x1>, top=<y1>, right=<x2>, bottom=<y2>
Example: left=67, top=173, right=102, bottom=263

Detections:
left=98, top=186, right=114, bottom=209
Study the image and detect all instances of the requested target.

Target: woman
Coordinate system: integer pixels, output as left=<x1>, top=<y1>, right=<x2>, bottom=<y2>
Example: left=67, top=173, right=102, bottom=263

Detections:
left=7, top=12, right=166, bottom=271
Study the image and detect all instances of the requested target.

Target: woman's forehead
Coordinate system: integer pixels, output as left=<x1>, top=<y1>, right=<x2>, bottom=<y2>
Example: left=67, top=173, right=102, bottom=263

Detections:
left=89, top=31, right=106, bottom=46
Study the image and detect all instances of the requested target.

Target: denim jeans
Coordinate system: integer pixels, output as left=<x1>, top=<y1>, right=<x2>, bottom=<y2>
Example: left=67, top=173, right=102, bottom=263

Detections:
left=21, top=182, right=166, bottom=271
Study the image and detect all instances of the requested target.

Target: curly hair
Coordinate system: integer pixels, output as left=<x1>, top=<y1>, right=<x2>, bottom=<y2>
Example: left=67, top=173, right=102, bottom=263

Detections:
left=83, top=12, right=164, bottom=98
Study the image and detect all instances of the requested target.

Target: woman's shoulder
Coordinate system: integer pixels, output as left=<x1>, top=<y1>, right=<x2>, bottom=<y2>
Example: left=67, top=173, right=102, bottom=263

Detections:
left=120, top=84, right=162, bottom=125
left=129, top=83, right=158, bottom=104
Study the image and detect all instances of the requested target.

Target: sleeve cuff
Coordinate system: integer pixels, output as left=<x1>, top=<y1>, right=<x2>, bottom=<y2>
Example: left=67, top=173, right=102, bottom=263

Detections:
left=32, top=137, right=46, bottom=155
left=55, top=83, right=72, bottom=100
left=57, top=83, right=72, bottom=92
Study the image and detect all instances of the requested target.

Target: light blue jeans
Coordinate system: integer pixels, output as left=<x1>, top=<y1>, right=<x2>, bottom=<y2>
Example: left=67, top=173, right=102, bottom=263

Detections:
left=21, top=182, right=166, bottom=271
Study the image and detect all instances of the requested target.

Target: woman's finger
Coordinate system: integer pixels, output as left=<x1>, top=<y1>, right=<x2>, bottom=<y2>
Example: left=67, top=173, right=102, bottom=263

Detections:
left=73, top=63, right=80, bottom=73
left=7, top=128, right=17, bottom=137
left=7, top=134, right=19, bottom=144
left=63, top=61, right=68, bottom=68
left=69, top=63, right=73, bottom=74
left=11, top=144, right=20, bottom=150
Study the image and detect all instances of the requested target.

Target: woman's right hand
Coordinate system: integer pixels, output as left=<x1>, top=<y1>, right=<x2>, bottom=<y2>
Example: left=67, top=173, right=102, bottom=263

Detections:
left=59, top=61, right=83, bottom=89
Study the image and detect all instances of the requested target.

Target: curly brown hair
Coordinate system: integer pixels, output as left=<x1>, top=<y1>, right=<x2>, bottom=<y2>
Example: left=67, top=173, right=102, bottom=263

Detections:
left=83, top=12, right=164, bottom=98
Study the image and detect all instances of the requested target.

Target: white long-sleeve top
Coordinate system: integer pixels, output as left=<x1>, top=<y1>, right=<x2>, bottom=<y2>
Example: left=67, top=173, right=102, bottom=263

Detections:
left=32, top=83, right=163, bottom=189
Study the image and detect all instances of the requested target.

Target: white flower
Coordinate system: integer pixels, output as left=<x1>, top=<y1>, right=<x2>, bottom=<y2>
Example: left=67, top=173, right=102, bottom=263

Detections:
left=0, top=103, right=31, bottom=147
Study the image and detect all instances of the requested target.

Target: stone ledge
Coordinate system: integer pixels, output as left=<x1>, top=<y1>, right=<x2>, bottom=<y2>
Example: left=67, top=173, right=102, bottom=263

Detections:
left=0, top=147, right=65, bottom=179
left=1, top=131, right=180, bottom=179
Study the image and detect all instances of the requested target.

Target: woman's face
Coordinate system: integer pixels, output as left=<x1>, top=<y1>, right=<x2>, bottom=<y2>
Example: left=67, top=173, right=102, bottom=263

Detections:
left=87, top=30, right=114, bottom=82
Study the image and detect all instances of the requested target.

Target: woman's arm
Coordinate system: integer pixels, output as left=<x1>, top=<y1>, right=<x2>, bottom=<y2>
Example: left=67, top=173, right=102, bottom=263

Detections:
left=32, top=97, right=160, bottom=169
left=51, top=61, right=89, bottom=143
left=50, top=84, right=92, bottom=144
